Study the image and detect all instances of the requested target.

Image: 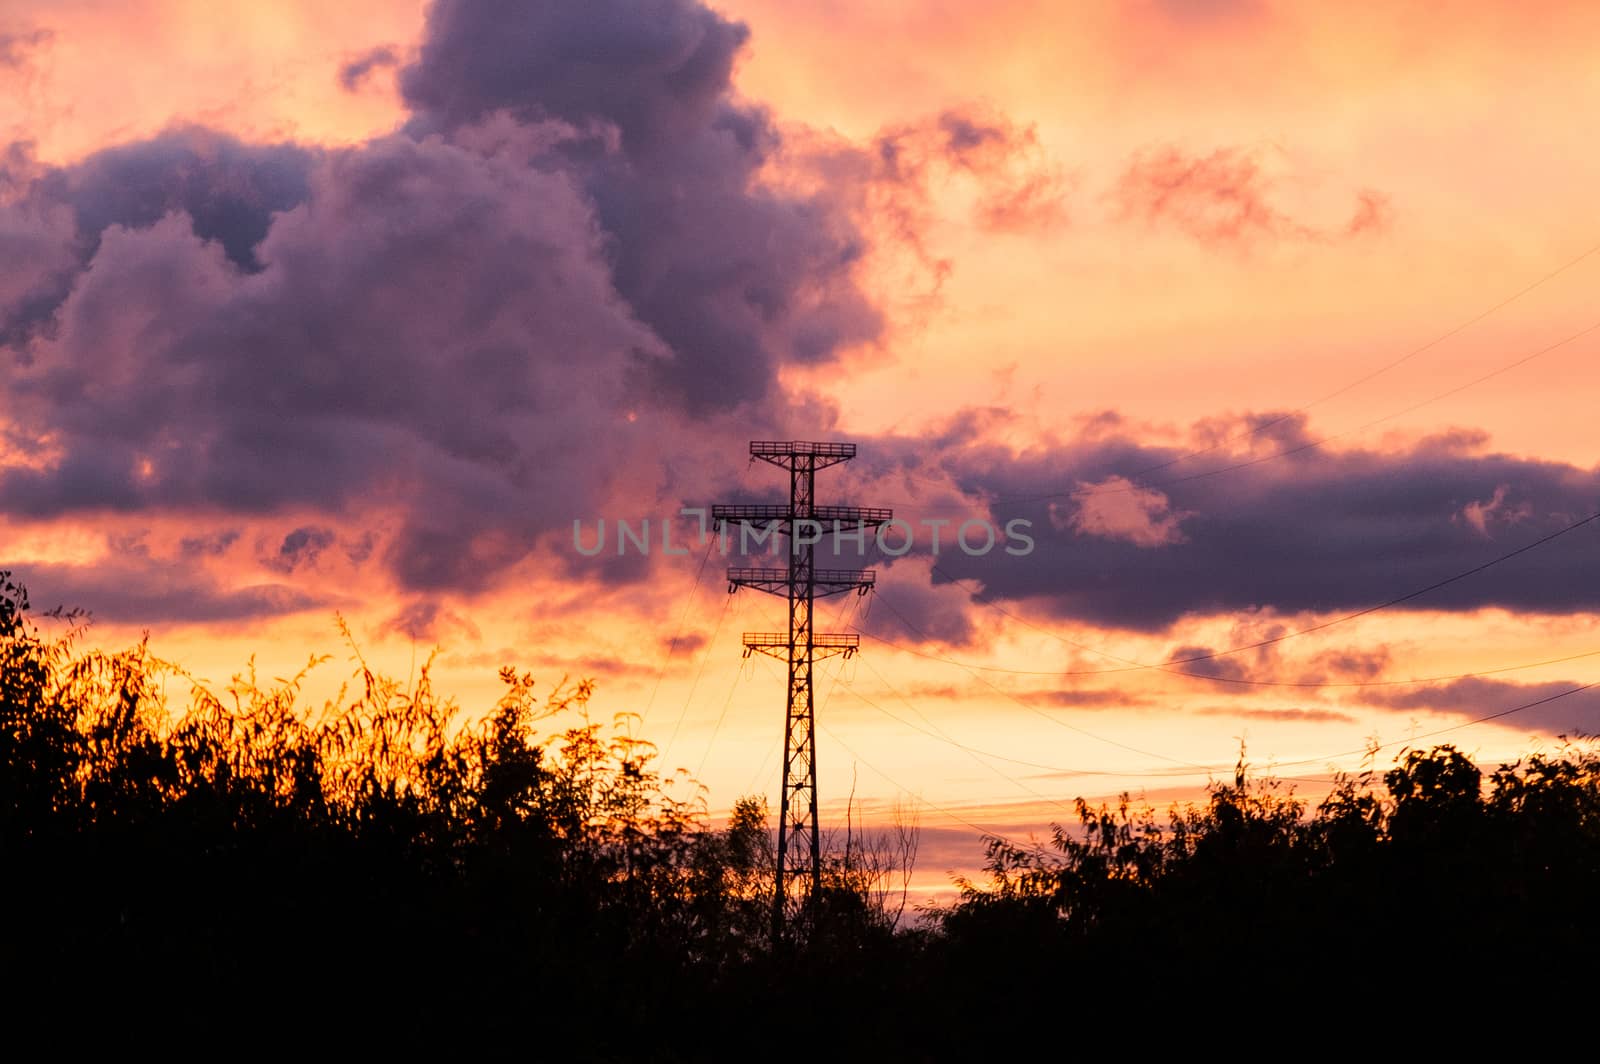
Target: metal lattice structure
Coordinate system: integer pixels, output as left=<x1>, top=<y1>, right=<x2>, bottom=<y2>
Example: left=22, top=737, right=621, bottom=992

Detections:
left=711, top=440, right=889, bottom=938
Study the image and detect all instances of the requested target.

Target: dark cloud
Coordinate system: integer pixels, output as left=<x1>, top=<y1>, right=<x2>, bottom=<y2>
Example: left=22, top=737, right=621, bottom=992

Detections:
left=402, top=0, right=748, bottom=151
left=859, top=413, right=1600, bottom=633
left=1365, top=678, right=1600, bottom=737
left=440, top=646, right=660, bottom=679
left=383, top=599, right=482, bottom=643
left=0, top=129, right=316, bottom=348
left=41, top=127, right=317, bottom=270
left=1304, top=647, right=1392, bottom=683
left=400, top=0, right=882, bottom=410
left=262, top=526, right=336, bottom=574
left=1114, top=145, right=1389, bottom=246
left=1164, top=645, right=1250, bottom=681
left=9, top=559, right=326, bottom=626
left=344, top=530, right=378, bottom=565
left=1160, top=640, right=1391, bottom=689
left=664, top=630, right=708, bottom=656
left=0, top=140, right=45, bottom=199
left=338, top=45, right=400, bottom=92
left=179, top=529, right=241, bottom=558
left=0, top=152, right=76, bottom=347
left=2, top=128, right=668, bottom=592
left=0, top=0, right=945, bottom=598
left=858, top=575, right=977, bottom=647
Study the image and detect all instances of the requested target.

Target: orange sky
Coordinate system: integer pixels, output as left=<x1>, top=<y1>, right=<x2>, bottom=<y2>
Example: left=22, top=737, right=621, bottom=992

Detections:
left=4, top=0, right=1600, bottom=888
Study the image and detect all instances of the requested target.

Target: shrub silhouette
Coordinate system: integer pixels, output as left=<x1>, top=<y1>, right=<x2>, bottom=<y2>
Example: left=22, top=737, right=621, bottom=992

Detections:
left=4, top=569, right=1599, bottom=1044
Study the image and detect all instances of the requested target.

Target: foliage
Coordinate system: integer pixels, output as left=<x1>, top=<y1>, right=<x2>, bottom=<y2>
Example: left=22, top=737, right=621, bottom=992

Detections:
left=5, top=569, right=1600, bottom=1043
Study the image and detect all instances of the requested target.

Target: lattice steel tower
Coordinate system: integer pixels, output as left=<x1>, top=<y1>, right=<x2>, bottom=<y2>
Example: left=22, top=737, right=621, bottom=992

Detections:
left=712, top=441, right=890, bottom=937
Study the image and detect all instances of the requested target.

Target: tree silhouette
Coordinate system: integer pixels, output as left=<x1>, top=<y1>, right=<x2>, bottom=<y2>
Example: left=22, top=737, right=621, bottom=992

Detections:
left=3, top=567, right=1598, bottom=1044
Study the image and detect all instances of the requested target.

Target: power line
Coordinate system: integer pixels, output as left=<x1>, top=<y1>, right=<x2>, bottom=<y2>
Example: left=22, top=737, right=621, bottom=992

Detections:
left=693, top=650, right=750, bottom=784
left=1000, top=315, right=1600, bottom=503
left=638, top=529, right=719, bottom=730
left=833, top=648, right=1600, bottom=810
left=842, top=663, right=1078, bottom=812
left=849, top=593, right=1600, bottom=786
left=1089, top=240, right=1600, bottom=485
left=659, top=591, right=737, bottom=766
left=852, top=655, right=1200, bottom=780
left=701, top=593, right=864, bottom=789
left=1271, top=679, right=1600, bottom=771
left=854, top=573, right=1600, bottom=786
left=816, top=719, right=1046, bottom=854
left=860, top=594, right=1215, bottom=771
left=876, top=310, right=1600, bottom=515
left=640, top=459, right=757, bottom=732
left=879, top=240, right=1600, bottom=509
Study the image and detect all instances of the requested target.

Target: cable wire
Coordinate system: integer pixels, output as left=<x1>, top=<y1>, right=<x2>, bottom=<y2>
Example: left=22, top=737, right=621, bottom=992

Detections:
left=660, top=590, right=737, bottom=765
left=1271, top=679, right=1600, bottom=771
left=817, top=719, right=1045, bottom=853
left=1002, top=315, right=1600, bottom=503
left=1083, top=240, right=1600, bottom=485
left=638, top=532, right=718, bottom=730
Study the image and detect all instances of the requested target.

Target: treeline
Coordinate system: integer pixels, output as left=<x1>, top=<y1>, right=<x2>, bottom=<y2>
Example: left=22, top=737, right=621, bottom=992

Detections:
left=4, top=571, right=1598, bottom=1047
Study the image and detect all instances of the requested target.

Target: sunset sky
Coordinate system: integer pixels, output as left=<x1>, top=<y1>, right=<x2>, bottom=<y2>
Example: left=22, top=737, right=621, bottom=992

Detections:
left=4, top=0, right=1600, bottom=889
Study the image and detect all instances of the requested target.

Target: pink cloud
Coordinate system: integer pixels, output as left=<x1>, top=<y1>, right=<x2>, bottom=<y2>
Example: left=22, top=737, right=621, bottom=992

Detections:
left=1113, top=145, right=1391, bottom=247
left=1053, top=476, right=1189, bottom=548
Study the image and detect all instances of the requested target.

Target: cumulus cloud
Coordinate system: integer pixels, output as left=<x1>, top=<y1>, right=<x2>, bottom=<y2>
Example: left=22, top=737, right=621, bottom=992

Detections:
left=1, top=129, right=666, bottom=593
left=0, top=128, right=315, bottom=348
left=0, top=174, right=74, bottom=346
left=400, top=0, right=882, bottom=409
left=42, top=127, right=317, bottom=271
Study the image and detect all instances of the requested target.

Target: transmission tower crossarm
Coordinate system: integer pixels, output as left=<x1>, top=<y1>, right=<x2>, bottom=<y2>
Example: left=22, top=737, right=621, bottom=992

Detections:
left=727, top=567, right=875, bottom=597
left=711, top=504, right=893, bottom=530
left=742, top=632, right=859, bottom=661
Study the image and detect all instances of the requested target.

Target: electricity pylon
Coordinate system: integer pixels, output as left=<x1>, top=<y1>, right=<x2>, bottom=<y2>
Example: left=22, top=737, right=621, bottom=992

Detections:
left=712, top=440, right=890, bottom=939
